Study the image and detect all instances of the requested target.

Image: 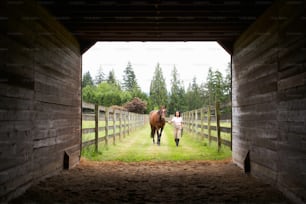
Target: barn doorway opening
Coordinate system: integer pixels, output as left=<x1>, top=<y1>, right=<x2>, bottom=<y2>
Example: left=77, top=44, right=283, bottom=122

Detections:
left=80, top=41, right=232, bottom=161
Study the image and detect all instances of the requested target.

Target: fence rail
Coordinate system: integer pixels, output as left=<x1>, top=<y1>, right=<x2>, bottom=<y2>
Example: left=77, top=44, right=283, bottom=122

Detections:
left=182, top=102, right=232, bottom=151
left=82, top=102, right=148, bottom=151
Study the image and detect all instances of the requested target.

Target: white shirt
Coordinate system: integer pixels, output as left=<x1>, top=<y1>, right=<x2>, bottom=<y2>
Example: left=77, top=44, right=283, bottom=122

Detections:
left=171, top=116, right=182, bottom=127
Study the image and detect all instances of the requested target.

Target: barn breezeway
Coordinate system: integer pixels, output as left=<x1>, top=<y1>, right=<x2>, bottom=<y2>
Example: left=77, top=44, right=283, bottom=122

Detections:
left=1, top=0, right=305, bottom=203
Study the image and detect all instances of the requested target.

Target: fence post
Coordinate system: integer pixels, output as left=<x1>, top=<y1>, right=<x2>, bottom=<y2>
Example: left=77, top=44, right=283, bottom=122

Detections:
left=215, top=102, right=221, bottom=152
left=207, top=105, right=211, bottom=145
left=129, top=113, right=132, bottom=131
left=119, top=110, right=122, bottom=141
left=190, top=110, right=194, bottom=132
left=187, top=111, right=190, bottom=131
left=194, top=110, right=197, bottom=135
left=113, top=109, right=116, bottom=145
left=123, top=111, right=126, bottom=138
left=131, top=113, right=134, bottom=130
left=192, top=110, right=197, bottom=134
left=105, top=107, right=109, bottom=146
left=94, top=104, right=99, bottom=153
left=190, top=111, right=192, bottom=132
left=128, top=112, right=130, bottom=135
left=200, top=108, right=204, bottom=140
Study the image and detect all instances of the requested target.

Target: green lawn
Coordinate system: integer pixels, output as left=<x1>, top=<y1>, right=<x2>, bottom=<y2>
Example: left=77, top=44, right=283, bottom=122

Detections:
left=81, top=124, right=231, bottom=162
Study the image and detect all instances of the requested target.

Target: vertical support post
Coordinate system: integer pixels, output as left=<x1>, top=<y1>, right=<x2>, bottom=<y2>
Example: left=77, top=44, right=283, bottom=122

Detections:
left=113, top=109, right=116, bottom=145
left=123, top=111, right=126, bottom=138
left=215, top=102, right=221, bottom=152
left=94, top=104, right=99, bottom=153
left=230, top=104, right=233, bottom=151
left=119, top=110, right=122, bottom=141
left=207, top=105, right=211, bottom=145
left=131, top=113, right=134, bottom=131
left=105, top=107, right=109, bottom=146
left=190, top=111, right=192, bottom=132
left=128, top=112, right=130, bottom=135
left=194, top=110, right=197, bottom=135
left=135, top=114, right=137, bottom=129
left=193, top=110, right=196, bottom=134
left=188, top=111, right=191, bottom=131
left=200, top=108, right=204, bottom=140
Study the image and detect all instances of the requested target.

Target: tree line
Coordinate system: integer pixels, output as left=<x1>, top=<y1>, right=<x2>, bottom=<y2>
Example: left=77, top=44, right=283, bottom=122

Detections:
left=82, top=62, right=231, bottom=114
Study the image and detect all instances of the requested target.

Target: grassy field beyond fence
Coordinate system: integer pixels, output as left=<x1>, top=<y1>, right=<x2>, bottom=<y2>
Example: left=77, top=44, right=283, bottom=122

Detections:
left=81, top=124, right=231, bottom=162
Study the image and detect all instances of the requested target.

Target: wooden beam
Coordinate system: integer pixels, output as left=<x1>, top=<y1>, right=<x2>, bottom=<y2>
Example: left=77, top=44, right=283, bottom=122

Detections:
left=217, top=40, right=234, bottom=55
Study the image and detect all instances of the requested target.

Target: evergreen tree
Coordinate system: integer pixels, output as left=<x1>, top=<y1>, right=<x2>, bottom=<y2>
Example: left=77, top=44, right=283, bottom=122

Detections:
left=122, top=62, right=139, bottom=91
left=205, top=67, right=227, bottom=105
left=185, top=77, right=202, bottom=110
left=168, top=66, right=186, bottom=114
left=199, top=82, right=210, bottom=106
left=215, top=70, right=223, bottom=102
left=94, top=66, right=105, bottom=85
left=107, top=69, right=117, bottom=85
left=149, top=63, right=168, bottom=109
left=206, top=67, right=214, bottom=105
left=82, top=71, right=94, bottom=88
left=223, top=63, right=232, bottom=104
left=122, top=62, right=148, bottom=103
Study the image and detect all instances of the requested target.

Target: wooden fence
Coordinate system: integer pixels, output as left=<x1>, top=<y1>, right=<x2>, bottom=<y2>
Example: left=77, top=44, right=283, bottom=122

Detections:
left=82, top=102, right=148, bottom=151
left=182, top=102, right=232, bottom=152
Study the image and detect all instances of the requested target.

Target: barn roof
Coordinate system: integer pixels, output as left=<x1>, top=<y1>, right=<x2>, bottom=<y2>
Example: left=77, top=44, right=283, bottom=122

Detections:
left=40, top=0, right=274, bottom=53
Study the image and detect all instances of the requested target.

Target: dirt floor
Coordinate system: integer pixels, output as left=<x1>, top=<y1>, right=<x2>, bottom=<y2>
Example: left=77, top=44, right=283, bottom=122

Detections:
left=11, top=158, right=291, bottom=204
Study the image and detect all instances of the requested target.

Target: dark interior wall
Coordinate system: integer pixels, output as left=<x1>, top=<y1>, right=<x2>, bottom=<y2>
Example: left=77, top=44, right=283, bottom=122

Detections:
left=232, top=0, right=306, bottom=202
left=0, top=1, right=81, bottom=200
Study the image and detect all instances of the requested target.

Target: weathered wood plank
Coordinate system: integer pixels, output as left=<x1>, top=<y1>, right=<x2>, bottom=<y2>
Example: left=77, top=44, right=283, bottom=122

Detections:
left=82, top=102, right=95, bottom=110
left=233, top=1, right=306, bottom=202
left=82, top=114, right=95, bottom=121
left=0, top=1, right=81, bottom=201
left=278, top=73, right=305, bottom=90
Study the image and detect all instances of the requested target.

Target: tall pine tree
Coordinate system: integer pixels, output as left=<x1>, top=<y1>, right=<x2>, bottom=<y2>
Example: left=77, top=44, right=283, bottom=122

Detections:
left=107, top=69, right=117, bottom=85
left=223, top=63, right=232, bottom=104
left=169, top=66, right=186, bottom=114
left=95, top=66, right=105, bottom=85
left=122, top=62, right=139, bottom=92
left=185, top=77, right=202, bottom=110
left=82, top=71, right=94, bottom=88
left=205, top=67, right=227, bottom=105
left=149, top=63, right=168, bottom=110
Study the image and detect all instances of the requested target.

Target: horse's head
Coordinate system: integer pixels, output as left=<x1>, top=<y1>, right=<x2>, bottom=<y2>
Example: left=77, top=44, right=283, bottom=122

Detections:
left=158, top=106, right=167, bottom=120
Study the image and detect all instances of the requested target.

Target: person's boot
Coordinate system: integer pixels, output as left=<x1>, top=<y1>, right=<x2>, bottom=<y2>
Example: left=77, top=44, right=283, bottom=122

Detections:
left=175, top=138, right=178, bottom=146
left=177, top=139, right=180, bottom=146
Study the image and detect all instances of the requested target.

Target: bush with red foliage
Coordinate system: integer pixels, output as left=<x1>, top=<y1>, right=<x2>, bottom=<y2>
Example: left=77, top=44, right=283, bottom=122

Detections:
left=123, top=97, right=147, bottom=114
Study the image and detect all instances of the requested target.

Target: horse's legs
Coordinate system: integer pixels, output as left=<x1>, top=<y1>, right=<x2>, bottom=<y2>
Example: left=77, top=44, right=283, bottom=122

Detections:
left=151, top=127, right=156, bottom=144
left=157, top=127, right=163, bottom=146
left=155, top=129, right=160, bottom=145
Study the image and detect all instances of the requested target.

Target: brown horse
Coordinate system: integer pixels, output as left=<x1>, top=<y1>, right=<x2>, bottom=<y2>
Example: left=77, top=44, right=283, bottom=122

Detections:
left=149, top=106, right=167, bottom=145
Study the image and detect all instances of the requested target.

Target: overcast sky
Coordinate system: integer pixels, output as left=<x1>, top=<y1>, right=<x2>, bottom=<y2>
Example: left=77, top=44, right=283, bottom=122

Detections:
left=82, top=41, right=230, bottom=93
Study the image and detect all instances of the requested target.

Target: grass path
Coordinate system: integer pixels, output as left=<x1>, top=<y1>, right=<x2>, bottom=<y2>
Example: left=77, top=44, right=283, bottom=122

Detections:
left=82, top=124, right=231, bottom=162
